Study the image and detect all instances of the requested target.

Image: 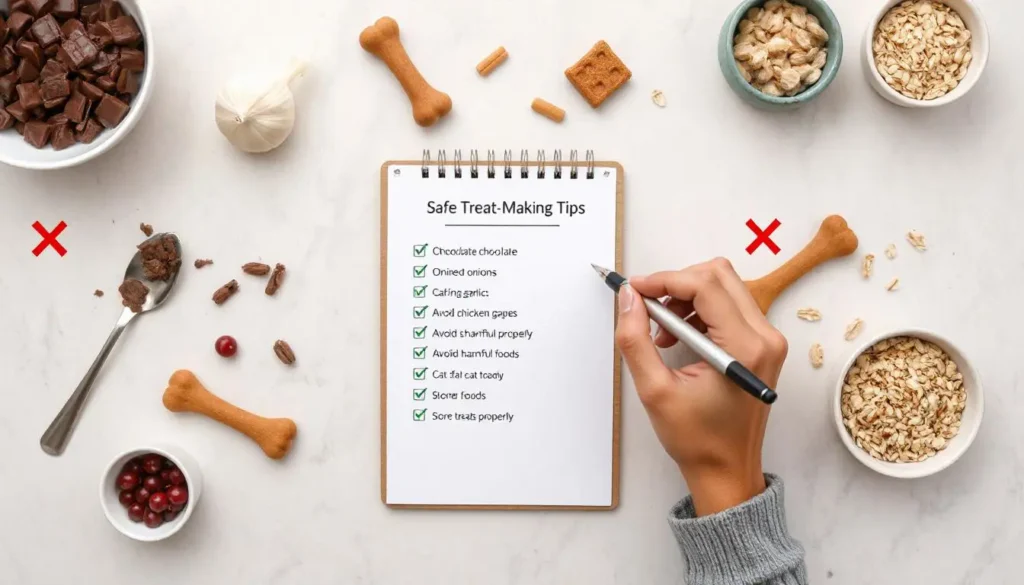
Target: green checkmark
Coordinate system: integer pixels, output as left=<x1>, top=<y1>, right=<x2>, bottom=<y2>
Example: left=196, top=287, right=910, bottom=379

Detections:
left=413, top=346, right=427, bottom=359
left=413, top=306, right=428, bottom=319
left=413, top=243, right=428, bottom=257
left=413, top=326, right=427, bottom=339
left=413, top=265, right=427, bottom=278
left=413, top=368, right=427, bottom=380
left=413, top=285, right=427, bottom=298
left=413, top=388, right=427, bottom=401
left=413, top=408, right=427, bottom=421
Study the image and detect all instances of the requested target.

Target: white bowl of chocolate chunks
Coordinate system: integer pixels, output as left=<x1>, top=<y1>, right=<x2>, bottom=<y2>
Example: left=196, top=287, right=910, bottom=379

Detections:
left=0, top=0, right=153, bottom=170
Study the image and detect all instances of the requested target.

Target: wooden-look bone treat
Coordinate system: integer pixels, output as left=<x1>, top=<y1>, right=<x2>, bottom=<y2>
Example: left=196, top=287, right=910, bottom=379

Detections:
left=745, top=215, right=859, bottom=314
left=359, top=16, right=452, bottom=127
left=162, top=370, right=297, bottom=460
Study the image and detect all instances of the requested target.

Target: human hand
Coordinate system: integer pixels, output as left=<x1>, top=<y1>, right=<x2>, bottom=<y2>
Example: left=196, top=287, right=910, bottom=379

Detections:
left=615, top=258, right=788, bottom=516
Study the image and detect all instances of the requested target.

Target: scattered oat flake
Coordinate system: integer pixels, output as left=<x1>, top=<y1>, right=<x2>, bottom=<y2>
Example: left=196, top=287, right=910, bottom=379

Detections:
left=907, top=230, right=927, bottom=251
left=861, top=254, right=875, bottom=278
left=886, top=277, right=900, bottom=291
left=844, top=318, right=864, bottom=341
left=140, top=223, right=154, bottom=237
left=651, top=90, right=666, bottom=107
left=194, top=259, right=214, bottom=269
left=809, top=343, right=824, bottom=368
left=93, top=289, right=104, bottom=297
left=884, top=244, right=897, bottom=259
left=797, top=308, right=822, bottom=322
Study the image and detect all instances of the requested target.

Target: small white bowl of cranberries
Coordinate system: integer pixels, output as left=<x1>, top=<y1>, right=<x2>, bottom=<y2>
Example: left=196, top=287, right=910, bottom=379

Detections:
left=100, top=446, right=202, bottom=541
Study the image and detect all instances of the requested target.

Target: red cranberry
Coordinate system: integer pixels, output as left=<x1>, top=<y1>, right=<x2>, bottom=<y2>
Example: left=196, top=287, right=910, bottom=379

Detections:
left=142, top=475, right=163, bottom=492
left=127, top=503, right=145, bottom=523
left=163, top=509, right=180, bottom=522
left=143, top=509, right=163, bottom=528
left=117, top=470, right=140, bottom=491
left=166, top=485, right=188, bottom=506
left=160, top=469, right=172, bottom=484
left=148, top=492, right=169, bottom=513
left=168, top=503, right=185, bottom=513
left=141, top=454, right=164, bottom=475
left=167, top=468, right=185, bottom=486
left=215, top=335, right=238, bottom=358
left=134, top=486, right=151, bottom=505
left=121, top=459, right=142, bottom=475
left=118, top=489, right=135, bottom=508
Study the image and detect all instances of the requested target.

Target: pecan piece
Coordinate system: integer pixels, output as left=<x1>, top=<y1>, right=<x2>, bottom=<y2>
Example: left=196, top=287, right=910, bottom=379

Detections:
left=212, top=279, right=239, bottom=305
left=139, top=222, right=153, bottom=236
left=242, top=262, right=271, bottom=276
left=265, top=263, right=286, bottom=296
left=194, top=258, right=213, bottom=269
left=273, top=340, right=296, bottom=365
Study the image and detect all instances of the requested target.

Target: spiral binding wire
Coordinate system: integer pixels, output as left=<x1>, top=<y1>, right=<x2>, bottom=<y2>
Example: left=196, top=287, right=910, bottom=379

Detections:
left=419, top=149, right=596, bottom=179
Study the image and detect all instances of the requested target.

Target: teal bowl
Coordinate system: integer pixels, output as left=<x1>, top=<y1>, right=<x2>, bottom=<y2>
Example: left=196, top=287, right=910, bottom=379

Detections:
left=718, top=0, right=843, bottom=109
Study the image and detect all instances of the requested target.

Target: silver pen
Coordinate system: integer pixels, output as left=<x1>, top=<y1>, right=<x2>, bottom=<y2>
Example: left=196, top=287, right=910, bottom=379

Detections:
left=592, top=264, right=777, bottom=405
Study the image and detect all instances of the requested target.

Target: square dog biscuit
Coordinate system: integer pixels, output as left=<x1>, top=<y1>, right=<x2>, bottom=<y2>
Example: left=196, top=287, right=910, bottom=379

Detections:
left=565, top=40, right=631, bottom=108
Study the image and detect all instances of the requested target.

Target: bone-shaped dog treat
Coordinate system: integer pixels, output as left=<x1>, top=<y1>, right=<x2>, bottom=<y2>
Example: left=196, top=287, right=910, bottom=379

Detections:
left=745, top=215, right=859, bottom=314
left=162, top=370, right=297, bottom=460
left=360, top=16, right=452, bottom=127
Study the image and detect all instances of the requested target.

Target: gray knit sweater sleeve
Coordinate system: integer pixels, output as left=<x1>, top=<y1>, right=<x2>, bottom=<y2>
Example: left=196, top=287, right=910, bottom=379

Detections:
left=667, top=474, right=808, bottom=585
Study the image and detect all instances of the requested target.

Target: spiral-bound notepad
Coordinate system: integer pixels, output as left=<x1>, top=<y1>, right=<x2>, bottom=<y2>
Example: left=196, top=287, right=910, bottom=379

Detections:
left=380, top=150, right=623, bottom=510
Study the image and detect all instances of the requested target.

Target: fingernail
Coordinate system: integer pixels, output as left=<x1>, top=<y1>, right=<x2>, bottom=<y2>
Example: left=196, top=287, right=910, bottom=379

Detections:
left=619, top=285, right=634, bottom=313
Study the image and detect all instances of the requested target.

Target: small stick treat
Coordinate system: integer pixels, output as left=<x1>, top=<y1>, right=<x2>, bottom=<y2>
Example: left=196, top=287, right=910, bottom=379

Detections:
left=531, top=98, right=565, bottom=123
left=476, top=46, right=508, bottom=76
left=565, top=40, right=632, bottom=108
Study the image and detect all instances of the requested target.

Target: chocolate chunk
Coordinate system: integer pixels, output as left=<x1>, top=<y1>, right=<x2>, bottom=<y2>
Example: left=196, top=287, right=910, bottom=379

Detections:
left=0, top=47, right=16, bottom=74
left=26, top=0, right=55, bottom=16
left=10, top=0, right=30, bottom=13
left=16, top=82, right=42, bottom=108
left=6, top=13, right=34, bottom=38
left=42, top=95, right=65, bottom=108
left=106, top=15, right=138, bottom=45
left=16, top=39, right=44, bottom=68
left=87, top=21, right=111, bottom=48
left=44, top=44, right=58, bottom=57
left=61, top=18, right=86, bottom=39
left=58, top=30, right=98, bottom=69
left=93, top=92, right=126, bottom=127
left=5, top=100, right=29, bottom=122
left=39, top=59, right=67, bottom=80
left=90, top=46, right=114, bottom=72
left=17, top=58, right=39, bottom=82
left=118, top=278, right=148, bottom=313
left=52, top=0, right=79, bottom=19
left=48, top=111, right=67, bottom=124
left=15, top=120, right=26, bottom=134
left=78, top=68, right=96, bottom=80
left=29, top=14, right=61, bottom=48
left=22, top=119, right=51, bottom=147
left=94, top=73, right=113, bottom=91
left=39, top=76, right=69, bottom=100
left=50, top=121, right=75, bottom=149
left=138, top=235, right=181, bottom=281
left=0, top=108, right=13, bottom=129
left=0, top=16, right=9, bottom=46
left=77, top=78, right=102, bottom=100
left=115, top=67, right=135, bottom=94
left=117, top=46, right=142, bottom=71
left=75, top=116, right=101, bottom=142
left=31, top=104, right=45, bottom=118
left=80, top=4, right=101, bottom=24
left=63, top=90, right=86, bottom=121
left=0, top=72, right=17, bottom=103
left=98, top=0, right=121, bottom=21
left=108, top=61, right=119, bottom=81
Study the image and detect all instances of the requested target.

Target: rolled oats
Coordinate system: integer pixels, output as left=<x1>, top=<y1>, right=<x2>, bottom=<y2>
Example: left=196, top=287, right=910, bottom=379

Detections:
left=797, top=308, right=822, bottom=322
left=886, top=277, right=900, bottom=291
left=809, top=342, right=824, bottom=368
left=844, top=318, right=864, bottom=341
left=733, top=0, right=828, bottom=97
left=651, top=90, right=667, bottom=107
left=840, top=336, right=966, bottom=462
left=873, top=1, right=972, bottom=100
left=885, top=244, right=898, bottom=259
left=861, top=254, right=875, bottom=278
left=907, top=230, right=927, bottom=251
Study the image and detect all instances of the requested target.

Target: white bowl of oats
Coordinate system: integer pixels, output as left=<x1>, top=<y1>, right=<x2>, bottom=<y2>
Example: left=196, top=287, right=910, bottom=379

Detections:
left=833, top=330, right=983, bottom=478
left=864, top=0, right=988, bottom=107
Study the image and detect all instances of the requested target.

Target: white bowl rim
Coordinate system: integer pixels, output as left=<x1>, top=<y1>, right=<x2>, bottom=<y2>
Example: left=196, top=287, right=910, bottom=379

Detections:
left=99, top=445, right=197, bottom=542
left=863, top=0, right=989, bottom=108
left=832, top=328, right=985, bottom=479
left=0, top=0, right=155, bottom=170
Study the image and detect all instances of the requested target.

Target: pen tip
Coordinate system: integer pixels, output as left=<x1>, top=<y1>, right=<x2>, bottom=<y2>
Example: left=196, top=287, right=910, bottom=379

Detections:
left=591, top=264, right=609, bottom=277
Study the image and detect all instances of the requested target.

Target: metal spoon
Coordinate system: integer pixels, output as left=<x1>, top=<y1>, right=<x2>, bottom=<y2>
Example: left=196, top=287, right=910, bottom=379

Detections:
left=40, top=233, right=182, bottom=456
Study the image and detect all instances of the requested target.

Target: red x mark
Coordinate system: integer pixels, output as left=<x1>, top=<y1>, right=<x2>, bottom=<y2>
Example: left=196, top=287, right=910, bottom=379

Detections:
left=746, top=218, right=781, bottom=255
left=32, top=221, right=68, bottom=257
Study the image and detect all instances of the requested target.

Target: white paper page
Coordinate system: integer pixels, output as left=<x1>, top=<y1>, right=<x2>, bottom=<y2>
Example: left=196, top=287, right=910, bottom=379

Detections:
left=384, top=164, right=618, bottom=507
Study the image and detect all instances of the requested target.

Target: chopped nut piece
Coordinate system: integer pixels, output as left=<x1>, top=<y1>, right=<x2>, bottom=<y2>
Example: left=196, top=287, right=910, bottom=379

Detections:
left=242, top=262, right=271, bottom=276
left=93, top=289, right=104, bottom=297
left=273, top=339, right=296, bottom=365
left=194, top=259, right=214, bottom=269
left=265, top=263, right=286, bottom=296
left=139, top=222, right=153, bottom=236
left=212, top=279, right=239, bottom=305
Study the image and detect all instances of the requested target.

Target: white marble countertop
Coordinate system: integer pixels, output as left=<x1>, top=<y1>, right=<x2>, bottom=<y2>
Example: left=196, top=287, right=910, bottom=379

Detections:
left=2, top=0, right=1022, bottom=582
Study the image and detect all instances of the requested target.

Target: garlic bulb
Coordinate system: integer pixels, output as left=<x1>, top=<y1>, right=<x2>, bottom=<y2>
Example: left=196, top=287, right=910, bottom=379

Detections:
left=215, top=60, right=307, bottom=153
